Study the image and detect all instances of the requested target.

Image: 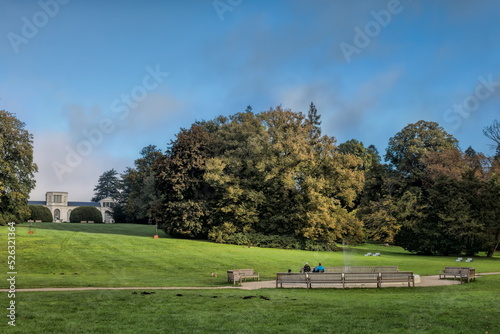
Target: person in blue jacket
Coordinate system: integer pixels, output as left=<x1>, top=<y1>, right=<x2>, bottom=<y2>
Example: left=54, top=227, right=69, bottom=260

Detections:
left=313, top=263, right=325, bottom=272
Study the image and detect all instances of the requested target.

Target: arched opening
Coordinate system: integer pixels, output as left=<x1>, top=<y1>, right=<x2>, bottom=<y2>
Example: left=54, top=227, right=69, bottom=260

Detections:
left=54, top=209, right=61, bottom=221
left=105, top=210, right=113, bottom=223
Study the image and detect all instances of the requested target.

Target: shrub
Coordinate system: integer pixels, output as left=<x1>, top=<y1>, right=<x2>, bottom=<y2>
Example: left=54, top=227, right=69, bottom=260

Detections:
left=28, top=205, right=53, bottom=222
left=69, top=206, right=103, bottom=223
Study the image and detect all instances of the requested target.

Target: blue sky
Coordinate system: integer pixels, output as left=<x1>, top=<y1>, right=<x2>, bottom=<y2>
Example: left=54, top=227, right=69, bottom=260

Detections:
left=1, top=0, right=499, bottom=201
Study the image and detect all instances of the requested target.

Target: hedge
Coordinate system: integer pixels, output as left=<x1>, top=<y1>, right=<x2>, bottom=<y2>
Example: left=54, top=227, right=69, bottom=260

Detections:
left=69, top=206, right=103, bottom=223
left=28, top=205, right=53, bottom=222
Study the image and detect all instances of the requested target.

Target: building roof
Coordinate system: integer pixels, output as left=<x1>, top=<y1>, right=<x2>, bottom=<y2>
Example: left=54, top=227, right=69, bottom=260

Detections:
left=29, top=200, right=101, bottom=207
left=68, top=201, right=100, bottom=207
left=28, top=201, right=46, bottom=205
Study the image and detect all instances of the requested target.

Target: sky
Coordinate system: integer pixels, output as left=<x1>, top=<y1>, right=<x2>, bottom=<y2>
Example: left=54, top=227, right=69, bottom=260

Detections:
left=1, top=0, right=500, bottom=201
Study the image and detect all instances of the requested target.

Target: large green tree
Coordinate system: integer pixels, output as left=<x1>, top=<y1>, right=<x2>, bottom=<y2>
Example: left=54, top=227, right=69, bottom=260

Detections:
left=119, top=145, right=163, bottom=224
left=394, top=145, right=498, bottom=256
left=153, top=106, right=365, bottom=248
left=152, top=122, right=220, bottom=237
left=385, top=120, right=458, bottom=187
left=91, top=169, right=120, bottom=202
left=0, top=110, right=38, bottom=225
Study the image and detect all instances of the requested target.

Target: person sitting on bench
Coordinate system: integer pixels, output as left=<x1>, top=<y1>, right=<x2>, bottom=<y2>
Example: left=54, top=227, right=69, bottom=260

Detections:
left=313, top=263, right=325, bottom=272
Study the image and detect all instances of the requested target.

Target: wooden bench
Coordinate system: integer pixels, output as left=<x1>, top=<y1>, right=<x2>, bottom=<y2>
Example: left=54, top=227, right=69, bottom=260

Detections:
left=343, top=272, right=381, bottom=288
left=227, top=270, right=242, bottom=285
left=238, top=269, right=259, bottom=282
left=276, top=273, right=309, bottom=288
left=460, top=267, right=475, bottom=283
left=439, top=266, right=462, bottom=280
left=439, top=267, right=475, bottom=283
left=276, top=270, right=415, bottom=288
left=380, top=271, right=415, bottom=287
left=227, top=269, right=259, bottom=285
left=308, top=273, right=343, bottom=288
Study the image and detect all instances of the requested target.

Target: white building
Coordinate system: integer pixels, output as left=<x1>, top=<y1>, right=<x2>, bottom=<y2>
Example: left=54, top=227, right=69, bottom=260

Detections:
left=28, top=191, right=115, bottom=223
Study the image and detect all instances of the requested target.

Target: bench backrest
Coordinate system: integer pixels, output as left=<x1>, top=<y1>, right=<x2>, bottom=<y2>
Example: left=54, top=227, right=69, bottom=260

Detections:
left=348, top=266, right=374, bottom=273
left=459, top=267, right=475, bottom=275
left=374, top=266, right=398, bottom=272
left=308, top=273, right=343, bottom=281
left=276, top=273, right=308, bottom=282
left=380, top=271, right=413, bottom=280
left=324, top=266, right=346, bottom=273
left=343, top=272, right=379, bottom=281
left=239, top=269, right=255, bottom=276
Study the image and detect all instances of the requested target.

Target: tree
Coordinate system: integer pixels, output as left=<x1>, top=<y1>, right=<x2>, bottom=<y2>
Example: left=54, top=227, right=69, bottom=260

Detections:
left=153, top=123, right=220, bottom=238
left=306, top=102, right=321, bottom=144
left=0, top=110, right=38, bottom=225
left=69, top=206, right=103, bottom=223
left=91, top=169, right=120, bottom=202
left=153, top=106, right=366, bottom=248
left=385, top=120, right=458, bottom=186
left=119, top=145, right=162, bottom=224
left=394, top=145, right=497, bottom=256
left=483, top=119, right=500, bottom=157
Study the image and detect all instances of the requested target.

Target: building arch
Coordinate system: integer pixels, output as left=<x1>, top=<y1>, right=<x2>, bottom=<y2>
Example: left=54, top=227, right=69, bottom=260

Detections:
left=54, top=209, right=61, bottom=221
left=104, top=210, right=113, bottom=223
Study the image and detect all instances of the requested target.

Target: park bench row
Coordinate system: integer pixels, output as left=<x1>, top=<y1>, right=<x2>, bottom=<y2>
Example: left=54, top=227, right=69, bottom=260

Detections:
left=439, top=267, right=475, bottom=283
left=227, top=269, right=260, bottom=285
left=277, top=271, right=415, bottom=288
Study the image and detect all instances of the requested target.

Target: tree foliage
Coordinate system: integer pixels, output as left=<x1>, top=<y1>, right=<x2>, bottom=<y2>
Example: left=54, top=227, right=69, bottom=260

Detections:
left=28, top=205, right=53, bottom=222
left=109, top=111, right=500, bottom=256
left=91, top=169, right=120, bottom=202
left=385, top=120, right=458, bottom=186
left=0, top=110, right=38, bottom=225
left=69, top=206, right=103, bottom=223
left=390, top=141, right=499, bottom=255
left=115, top=145, right=162, bottom=224
left=152, top=106, right=365, bottom=248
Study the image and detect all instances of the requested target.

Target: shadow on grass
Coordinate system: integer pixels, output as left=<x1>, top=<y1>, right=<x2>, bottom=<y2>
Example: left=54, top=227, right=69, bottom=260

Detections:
left=17, top=222, right=170, bottom=238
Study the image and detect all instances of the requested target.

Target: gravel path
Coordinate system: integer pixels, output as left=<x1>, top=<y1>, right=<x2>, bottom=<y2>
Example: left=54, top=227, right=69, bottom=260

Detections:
left=4, top=273, right=498, bottom=292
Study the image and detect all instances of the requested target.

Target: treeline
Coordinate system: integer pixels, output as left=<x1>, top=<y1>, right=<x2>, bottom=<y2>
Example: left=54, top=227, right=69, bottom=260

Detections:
left=92, top=105, right=500, bottom=256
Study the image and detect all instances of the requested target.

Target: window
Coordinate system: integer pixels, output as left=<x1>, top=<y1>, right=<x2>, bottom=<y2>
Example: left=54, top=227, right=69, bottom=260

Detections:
left=53, top=195, right=62, bottom=203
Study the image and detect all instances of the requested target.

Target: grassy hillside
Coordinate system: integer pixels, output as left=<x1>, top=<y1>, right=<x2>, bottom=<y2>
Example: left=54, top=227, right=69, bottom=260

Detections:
left=1, top=223, right=499, bottom=288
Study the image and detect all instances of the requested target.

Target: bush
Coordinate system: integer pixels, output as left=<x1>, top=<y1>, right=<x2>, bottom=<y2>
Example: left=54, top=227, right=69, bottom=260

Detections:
left=28, top=205, right=53, bottom=222
left=69, top=206, right=103, bottom=223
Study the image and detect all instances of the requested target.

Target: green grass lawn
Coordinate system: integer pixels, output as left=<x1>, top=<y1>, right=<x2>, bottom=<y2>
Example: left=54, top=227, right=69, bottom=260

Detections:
left=1, top=223, right=499, bottom=288
left=4, top=275, right=500, bottom=334
left=1, top=223, right=499, bottom=333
